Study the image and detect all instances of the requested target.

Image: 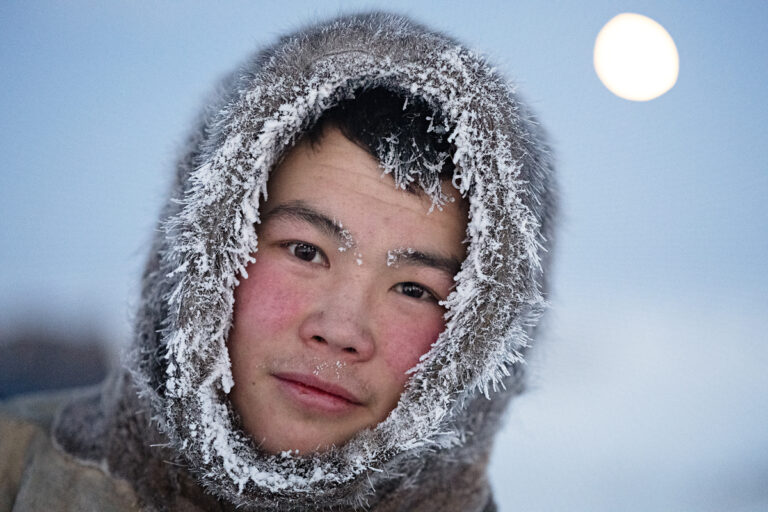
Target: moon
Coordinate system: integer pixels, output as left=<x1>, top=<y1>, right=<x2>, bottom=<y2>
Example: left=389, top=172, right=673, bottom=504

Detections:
left=594, top=13, right=679, bottom=101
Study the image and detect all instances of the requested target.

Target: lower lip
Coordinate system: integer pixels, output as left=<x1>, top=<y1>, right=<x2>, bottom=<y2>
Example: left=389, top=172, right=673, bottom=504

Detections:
left=274, top=376, right=360, bottom=414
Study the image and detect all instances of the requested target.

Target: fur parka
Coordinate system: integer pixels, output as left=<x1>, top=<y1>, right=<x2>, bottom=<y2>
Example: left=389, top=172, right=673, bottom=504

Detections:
left=0, top=11, right=556, bottom=512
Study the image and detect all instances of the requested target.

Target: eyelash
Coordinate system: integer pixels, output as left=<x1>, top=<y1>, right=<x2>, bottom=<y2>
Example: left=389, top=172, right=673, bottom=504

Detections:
left=279, top=240, right=439, bottom=303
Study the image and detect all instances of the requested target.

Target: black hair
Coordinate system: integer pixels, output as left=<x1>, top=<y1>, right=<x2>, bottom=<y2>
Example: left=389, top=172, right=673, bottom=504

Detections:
left=305, top=88, right=455, bottom=198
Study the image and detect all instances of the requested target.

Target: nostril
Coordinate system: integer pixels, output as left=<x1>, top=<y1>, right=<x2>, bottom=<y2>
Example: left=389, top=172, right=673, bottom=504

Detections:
left=312, top=335, right=326, bottom=344
left=343, top=347, right=357, bottom=354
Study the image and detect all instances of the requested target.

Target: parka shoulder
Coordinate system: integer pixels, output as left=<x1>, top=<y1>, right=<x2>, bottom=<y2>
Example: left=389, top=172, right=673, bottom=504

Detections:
left=0, top=391, right=140, bottom=512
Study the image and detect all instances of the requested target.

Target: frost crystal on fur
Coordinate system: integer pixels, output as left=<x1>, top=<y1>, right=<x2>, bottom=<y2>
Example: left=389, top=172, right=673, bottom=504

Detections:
left=127, top=11, right=556, bottom=510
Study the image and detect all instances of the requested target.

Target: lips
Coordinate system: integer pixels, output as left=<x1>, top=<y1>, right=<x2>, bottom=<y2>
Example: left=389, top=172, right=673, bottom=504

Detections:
left=273, top=372, right=363, bottom=413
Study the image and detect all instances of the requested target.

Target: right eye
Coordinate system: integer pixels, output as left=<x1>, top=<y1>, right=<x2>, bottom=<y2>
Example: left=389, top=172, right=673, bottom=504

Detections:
left=393, top=282, right=438, bottom=302
left=283, top=242, right=327, bottom=265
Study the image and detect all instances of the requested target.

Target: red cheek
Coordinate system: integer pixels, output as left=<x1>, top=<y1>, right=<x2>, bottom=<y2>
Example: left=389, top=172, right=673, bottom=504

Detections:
left=233, top=259, right=307, bottom=334
left=380, top=314, right=445, bottom=382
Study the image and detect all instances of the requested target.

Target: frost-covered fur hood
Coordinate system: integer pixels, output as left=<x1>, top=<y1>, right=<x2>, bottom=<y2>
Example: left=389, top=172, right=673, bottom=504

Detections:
left=56, top=11, right=556, bottom=511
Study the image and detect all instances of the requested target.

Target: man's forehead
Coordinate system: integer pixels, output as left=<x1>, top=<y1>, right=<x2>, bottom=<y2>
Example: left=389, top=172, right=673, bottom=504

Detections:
left=283, top=127, right=464, bottom=204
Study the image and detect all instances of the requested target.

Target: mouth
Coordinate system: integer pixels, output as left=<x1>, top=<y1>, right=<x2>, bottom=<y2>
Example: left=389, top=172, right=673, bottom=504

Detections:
left=272, top=372, right=363, bottom=414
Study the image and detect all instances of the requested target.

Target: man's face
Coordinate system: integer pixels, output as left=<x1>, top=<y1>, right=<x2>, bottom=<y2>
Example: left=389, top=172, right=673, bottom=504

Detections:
left=228, top=128, right=467, bottom=454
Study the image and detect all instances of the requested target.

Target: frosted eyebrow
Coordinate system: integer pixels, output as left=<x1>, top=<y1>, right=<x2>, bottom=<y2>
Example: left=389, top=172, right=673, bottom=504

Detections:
left=261, top=201, right=461, bottom=276
left=260, top=200, right=351, bottom=246
left=387, top=248, right=461, bottom=277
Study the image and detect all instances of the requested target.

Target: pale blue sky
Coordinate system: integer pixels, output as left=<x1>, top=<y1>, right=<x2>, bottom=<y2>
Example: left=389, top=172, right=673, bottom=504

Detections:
left=1, top=1, right=766, bottom=510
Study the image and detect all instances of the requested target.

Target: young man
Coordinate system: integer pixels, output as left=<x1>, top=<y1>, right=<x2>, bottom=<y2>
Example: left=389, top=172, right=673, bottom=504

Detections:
left=227, top=89, right=469, bottom=456
left=0, top=12, right=556, bottom=511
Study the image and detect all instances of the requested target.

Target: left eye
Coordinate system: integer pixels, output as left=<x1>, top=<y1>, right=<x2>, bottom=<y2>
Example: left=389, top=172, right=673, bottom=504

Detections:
left=285, top=242, right=326, bottom=265
left=394, top=282, right=435, bottom=302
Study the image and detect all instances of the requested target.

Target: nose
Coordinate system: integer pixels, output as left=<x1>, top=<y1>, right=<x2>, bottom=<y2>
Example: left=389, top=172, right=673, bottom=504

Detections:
left=298, top=283, right=375, bottom=361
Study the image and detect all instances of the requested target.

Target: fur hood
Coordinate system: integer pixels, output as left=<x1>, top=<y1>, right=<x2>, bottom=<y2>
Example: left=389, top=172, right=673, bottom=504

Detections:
left=53, top=11, right=556, bottom=511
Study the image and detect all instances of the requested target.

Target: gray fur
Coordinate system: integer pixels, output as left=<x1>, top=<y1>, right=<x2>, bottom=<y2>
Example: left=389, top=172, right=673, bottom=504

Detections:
left=52, top=11, right=556, bottom=511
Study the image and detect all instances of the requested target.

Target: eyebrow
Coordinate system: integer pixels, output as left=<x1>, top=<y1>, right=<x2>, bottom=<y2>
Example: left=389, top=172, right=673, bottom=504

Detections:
left=388, top=249, right=461, bottom=277
left=261, top=200, right=352, bottom=247
left=261, top=200, right=462, bottom=276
